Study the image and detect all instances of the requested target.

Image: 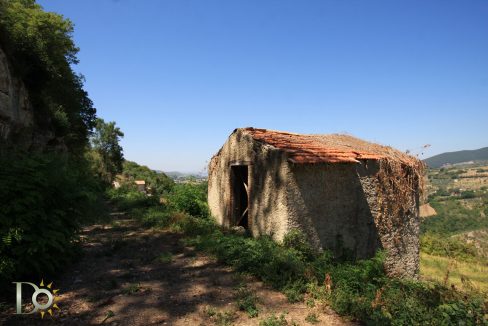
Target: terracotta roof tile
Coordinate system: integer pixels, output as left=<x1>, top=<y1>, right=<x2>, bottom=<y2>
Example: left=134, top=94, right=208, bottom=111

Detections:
left=242, top=127, right=412, bottom=165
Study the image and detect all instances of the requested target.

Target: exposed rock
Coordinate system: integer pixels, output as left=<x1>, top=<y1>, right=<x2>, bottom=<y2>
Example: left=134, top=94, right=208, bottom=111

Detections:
left=0, top=45, right=34, bottom=146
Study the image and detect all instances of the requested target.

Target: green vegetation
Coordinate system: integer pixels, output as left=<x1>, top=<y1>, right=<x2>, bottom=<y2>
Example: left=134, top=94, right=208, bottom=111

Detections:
left=122, top=283, right=141, bottom=295
left=156, top=252, right=173, bottom=264
left=305, top=312, right=320, bottom=324
left=121, top=160, right=174, bottom=196
left=421, top=196, right=488, bottom=235
left=89, top=118, right=125, bottom=183
left=0, top=151, right=106, bottom=284
left=235, top=285, right=259, bottom=318
left=424, top=147, right=488, bottom=168
left=0, top=0, right=96, bottom=152
left=0, top=0, right=110, bottom=289
left=259, top=314, right=289, bottom=326
left=203, top=307, right=237, bottom=326
left=107, top=183, right=487, bottom=325
left=420, top=233, right=481, bottom=262
left=167, top=182, right=210, bottom=218
left=421, top=253, right=488, bottom=292
left=418, top=165, right=488, bottom=314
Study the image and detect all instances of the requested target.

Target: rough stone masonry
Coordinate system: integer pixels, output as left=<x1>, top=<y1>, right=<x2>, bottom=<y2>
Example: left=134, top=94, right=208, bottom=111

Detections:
left=208, top=127, right=424, bottom=278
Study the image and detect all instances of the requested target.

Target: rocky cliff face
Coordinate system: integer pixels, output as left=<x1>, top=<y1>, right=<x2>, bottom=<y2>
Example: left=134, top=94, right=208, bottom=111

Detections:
left=0, top=45, right=35, bottom=146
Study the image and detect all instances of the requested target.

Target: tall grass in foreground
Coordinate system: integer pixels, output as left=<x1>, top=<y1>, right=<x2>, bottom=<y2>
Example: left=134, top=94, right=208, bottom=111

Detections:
left=421, top=252, right=488, bottom=293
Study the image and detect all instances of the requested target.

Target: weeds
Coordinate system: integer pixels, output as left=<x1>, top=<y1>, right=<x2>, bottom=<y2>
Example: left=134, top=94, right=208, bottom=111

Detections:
left=203, top=305, right=236, bottom=325
left=260, top=313, right=289, bottom=326
left=156, top=252, right=173, bottom=263
left=305, top=312, right=319, bottom=324
left=235, top=285, right=259, bottom=318
left=204, top=305, right=217, bottom=317
left=213, top=310, right=237, bottom=326
left=122, top=283, right=141, bottom=295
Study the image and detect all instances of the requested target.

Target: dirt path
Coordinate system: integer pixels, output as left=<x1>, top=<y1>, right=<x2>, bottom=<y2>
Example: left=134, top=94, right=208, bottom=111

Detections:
left=1, top=215, right=354, bottom=325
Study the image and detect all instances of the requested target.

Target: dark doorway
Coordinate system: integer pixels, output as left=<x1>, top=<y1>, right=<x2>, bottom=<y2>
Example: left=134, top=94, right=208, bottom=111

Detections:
left=231, top=165, right=249, bottom=229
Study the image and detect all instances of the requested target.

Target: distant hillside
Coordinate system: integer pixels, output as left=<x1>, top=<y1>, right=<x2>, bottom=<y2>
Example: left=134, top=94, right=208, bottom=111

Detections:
left=165, top=171, right=207, bottom=180
left=424, top=147, right=488, bottom=168
left=165, top=171, right=188, bottom=178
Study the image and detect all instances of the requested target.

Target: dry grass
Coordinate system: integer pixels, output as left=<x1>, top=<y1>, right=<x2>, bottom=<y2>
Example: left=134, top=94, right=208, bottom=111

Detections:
left=420, top=252, right=488, bottom=293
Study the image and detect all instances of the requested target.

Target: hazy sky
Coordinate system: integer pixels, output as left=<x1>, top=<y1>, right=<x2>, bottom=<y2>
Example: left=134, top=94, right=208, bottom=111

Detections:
left=38, top=0, right=488, bottom=172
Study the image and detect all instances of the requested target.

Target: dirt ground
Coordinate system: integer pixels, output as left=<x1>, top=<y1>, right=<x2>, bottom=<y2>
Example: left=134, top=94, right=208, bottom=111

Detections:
left=0, top=215, right=355, bottom=325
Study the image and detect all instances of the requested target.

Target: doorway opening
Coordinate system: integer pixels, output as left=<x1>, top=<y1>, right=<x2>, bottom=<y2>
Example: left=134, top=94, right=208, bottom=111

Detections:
left=231, top=165, right=249, bottom=229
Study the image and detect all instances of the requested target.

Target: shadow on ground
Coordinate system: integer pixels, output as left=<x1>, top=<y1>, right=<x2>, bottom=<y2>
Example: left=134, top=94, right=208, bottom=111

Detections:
left=0, top=215, right=352, bottom=326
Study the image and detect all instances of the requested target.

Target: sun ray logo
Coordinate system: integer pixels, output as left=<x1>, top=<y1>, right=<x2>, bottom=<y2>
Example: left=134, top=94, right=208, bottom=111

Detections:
left=13, top=279, right=60, bottom=318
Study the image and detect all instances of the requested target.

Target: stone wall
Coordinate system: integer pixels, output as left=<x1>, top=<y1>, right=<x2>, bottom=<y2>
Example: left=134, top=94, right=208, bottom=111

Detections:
left=208, top=128, right=290, bottom=241
left=285, top=162, right=382, bottom=259
left=208, top=129, right=420, bottom=278
left=287, top=161, right=420, bottom=278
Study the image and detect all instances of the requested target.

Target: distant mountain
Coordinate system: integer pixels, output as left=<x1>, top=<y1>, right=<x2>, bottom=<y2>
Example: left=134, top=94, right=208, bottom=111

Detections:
left=424, top=147, right=488, bottom=168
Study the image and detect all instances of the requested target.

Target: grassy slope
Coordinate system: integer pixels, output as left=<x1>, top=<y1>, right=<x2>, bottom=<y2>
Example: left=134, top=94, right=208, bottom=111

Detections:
left=420, top=165, right=488, bottom=294
left=421, top=253, right=488, bottom=292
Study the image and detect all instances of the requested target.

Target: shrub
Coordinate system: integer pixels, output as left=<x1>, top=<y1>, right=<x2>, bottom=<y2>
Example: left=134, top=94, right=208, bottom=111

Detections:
left=282, top=229, right=316, bottom=261
left=235, top=286, right=259, bottom=318
left=0, top=151, right=105, bottom=287
left=106, top=186, right=158, bottom=211
left=168, top=183, right=209, bottom=218
left=420, top=233, right=480, bottom=261
left=259, top=314, right=288, bottom=326
left=460, top=190, right=476, bottom=199
left=138, top=207, right=174, bottom=228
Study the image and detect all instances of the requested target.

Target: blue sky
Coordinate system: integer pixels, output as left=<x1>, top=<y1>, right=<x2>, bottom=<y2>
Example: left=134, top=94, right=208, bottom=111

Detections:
left=38, top=0, right=488, bottom=172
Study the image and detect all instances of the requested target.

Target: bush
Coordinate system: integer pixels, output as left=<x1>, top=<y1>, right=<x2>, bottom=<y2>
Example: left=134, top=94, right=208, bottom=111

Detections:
left=136, top=207, right=174, bottom=228
left=106, top=186, right=158, bottom=211
left=168, top=183, right=209, bottom=218
left=282, top=229, right=316, bottom=261
left=460, top=190, right=476, bottom=199
left=235, top=286, right=259, bottom=318
left=420, top=233, right=480, bottom=261
left=0, top=151, right=105, bottom=287
left=121, top=161, right=174, bottom=197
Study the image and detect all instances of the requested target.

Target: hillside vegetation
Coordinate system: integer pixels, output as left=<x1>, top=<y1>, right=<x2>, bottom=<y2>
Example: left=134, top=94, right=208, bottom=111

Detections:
left=420, top=164, right=488, bottom=296
left=0, top=0, right=103, bottom=288
left=0, top=0, right=125, bottom=292
left=424, top=147, right=488, bottom=168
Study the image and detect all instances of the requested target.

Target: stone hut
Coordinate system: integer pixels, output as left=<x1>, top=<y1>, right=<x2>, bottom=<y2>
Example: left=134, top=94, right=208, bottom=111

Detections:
left=208, top=128, right=424, bottom=278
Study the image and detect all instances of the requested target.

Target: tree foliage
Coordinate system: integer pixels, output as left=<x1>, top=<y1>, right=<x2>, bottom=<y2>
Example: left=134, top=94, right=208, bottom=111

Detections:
left=121, top=160, right=174, bottom=196
left=0, top=1, right=105, bottom=289
left=0, top=0, right=96, bottom=151
left=90, top=118, right=124, bottom=183
left=0, top=150, right=106, bottom=285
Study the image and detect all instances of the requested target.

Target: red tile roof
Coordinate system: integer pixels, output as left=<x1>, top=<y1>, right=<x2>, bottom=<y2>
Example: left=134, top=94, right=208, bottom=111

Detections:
left=242, top=127, right=413, bottom=164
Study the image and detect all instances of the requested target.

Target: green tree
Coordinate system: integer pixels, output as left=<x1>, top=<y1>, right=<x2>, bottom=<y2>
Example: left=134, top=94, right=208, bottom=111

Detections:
left=90, top=118, right=124, bottom=183
left=0, top=0, right=96, bottom=151
left=0, top=0, right=107, bottom=291
left=122, top=161, right=174, bottom=196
